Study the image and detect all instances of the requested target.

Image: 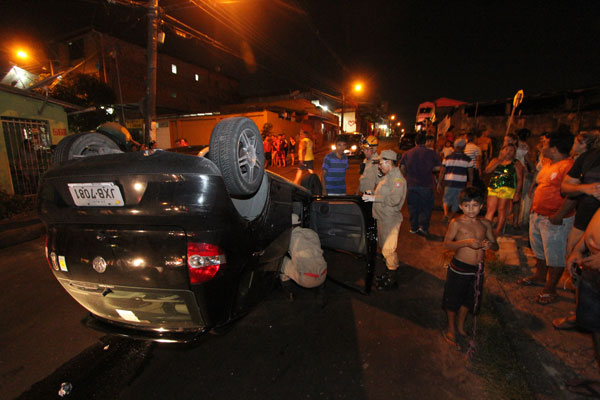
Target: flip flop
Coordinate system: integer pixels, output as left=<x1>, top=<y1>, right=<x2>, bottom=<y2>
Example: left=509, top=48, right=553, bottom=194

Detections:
left=517, top=276, right=545, bottom=287
left=443, top=331, right=459, bottom=348
left=565, top=379, right=600, bottom=397
left=552, top=316, right=577, bottom=330
left=537, top=292, right=558, bottom=305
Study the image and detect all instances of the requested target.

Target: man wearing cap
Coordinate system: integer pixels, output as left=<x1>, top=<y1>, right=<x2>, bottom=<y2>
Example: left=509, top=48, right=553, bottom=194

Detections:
left=437, top=138, right=474, bottom=223
left=359, top=135, right=380, bottom=194
left=362, top=149, right=407, bottom=290
left=400, top=133, right=442, bottom=238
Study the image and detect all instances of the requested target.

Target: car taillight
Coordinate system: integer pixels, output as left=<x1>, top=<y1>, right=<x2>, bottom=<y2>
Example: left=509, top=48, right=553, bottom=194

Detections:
left=187, top=242, right=226, bottom=284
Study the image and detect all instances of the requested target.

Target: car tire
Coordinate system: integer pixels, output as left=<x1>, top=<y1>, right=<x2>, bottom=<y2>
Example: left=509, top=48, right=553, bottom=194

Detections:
left=52, top=132, right=123, bottom=165
left=209, top=117, right=265, bottom=196
left=300, top=173, right=322, bottom=196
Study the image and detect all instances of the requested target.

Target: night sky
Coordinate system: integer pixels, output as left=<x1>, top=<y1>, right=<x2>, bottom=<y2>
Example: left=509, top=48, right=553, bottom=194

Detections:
left=1, top=0, right=599, bottom=124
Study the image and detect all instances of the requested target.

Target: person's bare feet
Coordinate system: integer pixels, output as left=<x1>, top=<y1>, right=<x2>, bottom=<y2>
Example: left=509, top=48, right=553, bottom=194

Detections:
left=457, top=328, right=467, bottom=337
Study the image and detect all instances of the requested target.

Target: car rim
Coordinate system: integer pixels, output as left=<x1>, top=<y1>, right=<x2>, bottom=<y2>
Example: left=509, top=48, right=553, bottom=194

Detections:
left=237, top=128, right=260, bottom=183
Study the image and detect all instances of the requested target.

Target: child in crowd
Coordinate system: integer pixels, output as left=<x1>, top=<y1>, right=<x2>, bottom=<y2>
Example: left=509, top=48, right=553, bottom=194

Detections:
left=442, top=187, right=498, bottom=346
left=441, top=140, right=454, bottom=160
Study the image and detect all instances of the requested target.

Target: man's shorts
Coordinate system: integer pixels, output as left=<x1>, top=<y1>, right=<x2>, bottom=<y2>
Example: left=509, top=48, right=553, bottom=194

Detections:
left=487, top=186, right=515, bottom=200
left=577, top=277, right=600, bottom=332
left=529, top=212, right=574, bottom=267
left=442, top=259, right=484, bottom=314
left=443, top=186, right=463, bottom=212
left=298, top=160, right=314, bottom=171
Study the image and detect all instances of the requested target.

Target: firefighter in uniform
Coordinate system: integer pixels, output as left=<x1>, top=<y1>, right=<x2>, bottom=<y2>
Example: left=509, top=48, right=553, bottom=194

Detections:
left=358, top=135, right=381, bottom=194
left=362, top=149, right=407, bottom=290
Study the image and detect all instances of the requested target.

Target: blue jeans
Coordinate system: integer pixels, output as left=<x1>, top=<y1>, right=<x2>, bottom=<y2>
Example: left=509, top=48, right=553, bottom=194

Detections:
left=407, top=186, right=434, bottom=232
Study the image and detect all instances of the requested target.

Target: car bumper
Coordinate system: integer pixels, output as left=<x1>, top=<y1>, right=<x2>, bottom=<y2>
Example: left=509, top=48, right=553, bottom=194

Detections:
left=82, top=313, right=208, bottom=343
left=57, top=278, right=206, bottom=334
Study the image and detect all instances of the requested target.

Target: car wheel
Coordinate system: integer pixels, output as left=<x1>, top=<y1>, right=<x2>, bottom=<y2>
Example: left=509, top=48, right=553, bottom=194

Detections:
left=209, top=117, right=265, bottom=196
left=52, top=132, right=123, bottom=165
left=300, top=173, right=322, bottom=196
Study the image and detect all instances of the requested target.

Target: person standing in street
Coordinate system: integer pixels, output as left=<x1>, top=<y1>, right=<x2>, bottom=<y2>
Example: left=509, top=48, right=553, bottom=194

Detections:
left=321, top=137, right=348, bottom=195
left=517, top=130, right=576, bottom=305
left=475, top=126, right=493, bottom=165
left=358, top=135, right=380, bottom=194
left=437, top=138, right=474, bottom=224
left=442, top=187, right=498, bottom=346
left=464, top=132, right=484, bottom=191
left=362, top=150, right=407, bottom=291
left=263, top=136, right=272, bottom=168
left=564, top=208, right=600, bottom=396
left=289, top=136, right=296, bottom=165
left=484, top=144, right=523, bottom=237
left=400, top=133, right=441, bottom=238
left=294, top=130, right=315, bottom=184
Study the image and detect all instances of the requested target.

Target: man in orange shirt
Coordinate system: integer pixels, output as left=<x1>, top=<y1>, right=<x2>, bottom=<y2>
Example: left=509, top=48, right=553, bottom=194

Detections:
left=518, top=130, right=576, bottom=304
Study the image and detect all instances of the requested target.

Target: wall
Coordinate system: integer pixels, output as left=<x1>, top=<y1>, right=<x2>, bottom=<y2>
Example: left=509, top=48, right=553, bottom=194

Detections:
left=0, top=90, right=69, bottom=194
left=162, top=110, right=310, bottom=147
left=451, top=107, right=600, bottom=139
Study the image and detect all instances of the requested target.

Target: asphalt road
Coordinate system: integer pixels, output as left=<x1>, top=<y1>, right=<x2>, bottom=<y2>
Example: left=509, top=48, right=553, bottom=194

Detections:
left=2, top=138, right=524, bottom=399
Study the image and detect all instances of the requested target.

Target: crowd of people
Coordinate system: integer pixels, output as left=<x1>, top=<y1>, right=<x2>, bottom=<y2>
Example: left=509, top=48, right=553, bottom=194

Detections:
left=263, top=133, right=295, bottom=168
left=425, top=125, right=600, bottom=392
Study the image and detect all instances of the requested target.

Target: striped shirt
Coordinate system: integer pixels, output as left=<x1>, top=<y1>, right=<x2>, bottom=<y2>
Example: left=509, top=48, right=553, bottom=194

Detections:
left=443, top=152, right=473, bottom=188
left=464, top=142, right=482, bottom=166
left=322, top=152, right=349, bottom=194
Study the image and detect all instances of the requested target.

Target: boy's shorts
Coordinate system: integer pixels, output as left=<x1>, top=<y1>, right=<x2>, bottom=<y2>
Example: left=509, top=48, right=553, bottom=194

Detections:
left=442, top=258, right=484, bottom=314
left=298, top=160, right=314, bottom=171
left=443, top=186, right=463, bottom=212
left=529, top=212, right=573, bottom=267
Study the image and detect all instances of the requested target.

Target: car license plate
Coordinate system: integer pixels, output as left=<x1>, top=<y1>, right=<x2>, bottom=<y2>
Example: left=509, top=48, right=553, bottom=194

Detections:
left=68, top=183, right=124, bottom=207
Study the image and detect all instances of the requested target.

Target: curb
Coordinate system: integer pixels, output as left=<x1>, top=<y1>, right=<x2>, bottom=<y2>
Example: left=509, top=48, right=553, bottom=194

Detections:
left=0, top=219, right=45, bottom=249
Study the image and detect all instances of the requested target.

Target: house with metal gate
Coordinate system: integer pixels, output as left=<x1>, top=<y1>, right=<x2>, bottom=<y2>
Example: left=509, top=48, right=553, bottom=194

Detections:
left=0, top=85, right=80, bottom=196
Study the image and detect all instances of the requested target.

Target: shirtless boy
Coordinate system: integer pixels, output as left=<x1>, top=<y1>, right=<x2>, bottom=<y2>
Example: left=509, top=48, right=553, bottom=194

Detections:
left=442, top=187, right=498, bottom=346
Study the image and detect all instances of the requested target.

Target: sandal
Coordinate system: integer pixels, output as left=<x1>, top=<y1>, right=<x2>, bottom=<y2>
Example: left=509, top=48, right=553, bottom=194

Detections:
left=552, top=316, right=577, bottom=330
left=517, top=276, right=545, bottom=287
left=537, top=292, right=557, bottom=305
left=443, top=331, right=459, bottom=348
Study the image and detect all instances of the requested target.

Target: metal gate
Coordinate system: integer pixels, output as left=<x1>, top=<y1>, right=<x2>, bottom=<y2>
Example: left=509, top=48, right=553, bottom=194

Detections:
left=1, top=117, right=53, bottom=196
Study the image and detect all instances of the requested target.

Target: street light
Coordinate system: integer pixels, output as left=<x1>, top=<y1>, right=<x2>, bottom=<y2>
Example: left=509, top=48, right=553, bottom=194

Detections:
left=14, top=49, right=55, bottom=75
left=341, top=81, right=364, bottom=134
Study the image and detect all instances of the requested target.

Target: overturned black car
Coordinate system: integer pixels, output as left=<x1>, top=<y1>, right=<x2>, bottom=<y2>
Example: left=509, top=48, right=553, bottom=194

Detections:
left=39, top=117, right=376, bottom=342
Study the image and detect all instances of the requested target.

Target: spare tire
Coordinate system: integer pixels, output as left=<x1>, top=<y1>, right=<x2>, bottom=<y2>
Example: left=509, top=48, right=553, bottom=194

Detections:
left=209, top=117, right=265, bottom=196
left=300, top=173, right=322, bottom=196
left=52, top=132, right=123, bottom=165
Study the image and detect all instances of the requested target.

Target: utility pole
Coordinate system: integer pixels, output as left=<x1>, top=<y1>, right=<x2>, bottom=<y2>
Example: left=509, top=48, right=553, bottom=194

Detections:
left=145, top=0, right=158, bottom=147
left=340, top=92, right=345, bottom=134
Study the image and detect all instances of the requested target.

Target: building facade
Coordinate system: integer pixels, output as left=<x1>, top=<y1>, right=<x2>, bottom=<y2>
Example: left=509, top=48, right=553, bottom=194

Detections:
left=0, top=85, right=75, bottom=196
left=53, top=30, right=240, bottom=115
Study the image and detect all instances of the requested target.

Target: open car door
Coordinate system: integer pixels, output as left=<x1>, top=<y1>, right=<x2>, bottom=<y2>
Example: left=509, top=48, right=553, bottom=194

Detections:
left=308, top=196, right=377, bottom=294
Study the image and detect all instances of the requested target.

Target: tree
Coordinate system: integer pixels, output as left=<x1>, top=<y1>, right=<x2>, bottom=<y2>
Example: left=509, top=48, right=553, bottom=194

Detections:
left=44, top=73, right=117, bottom=133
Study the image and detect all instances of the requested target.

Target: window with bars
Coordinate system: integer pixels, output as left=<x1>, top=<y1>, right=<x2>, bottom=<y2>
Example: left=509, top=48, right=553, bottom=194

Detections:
left=1, top=117, right=53, bottom=196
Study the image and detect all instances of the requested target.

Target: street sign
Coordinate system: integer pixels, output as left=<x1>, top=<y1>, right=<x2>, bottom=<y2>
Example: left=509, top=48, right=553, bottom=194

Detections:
left=513, top=90, right=524, bottom=108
